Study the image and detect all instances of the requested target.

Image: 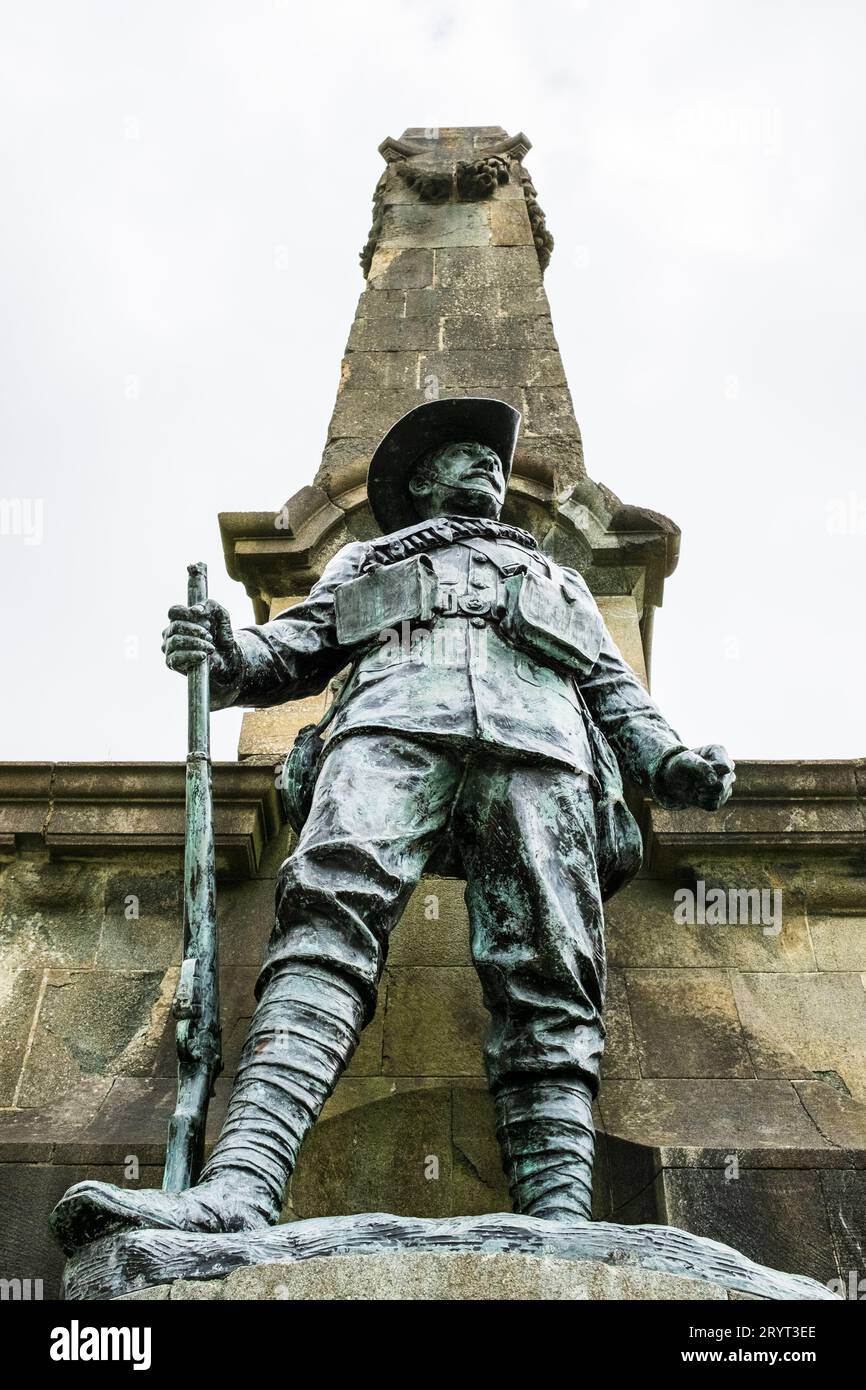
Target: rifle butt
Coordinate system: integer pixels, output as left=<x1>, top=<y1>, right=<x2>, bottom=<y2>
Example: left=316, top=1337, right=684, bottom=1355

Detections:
left=162, top=1066, right=213, bottom=1193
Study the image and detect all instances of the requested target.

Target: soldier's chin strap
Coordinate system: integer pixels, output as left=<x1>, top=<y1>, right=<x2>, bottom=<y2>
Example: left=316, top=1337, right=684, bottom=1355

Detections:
left=361, top=514, right=539, bottom=572
left=494, top=1078, right=596, bottom=1223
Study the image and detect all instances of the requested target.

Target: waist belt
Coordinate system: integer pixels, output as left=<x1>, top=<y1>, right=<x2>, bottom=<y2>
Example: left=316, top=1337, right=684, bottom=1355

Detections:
left=434, top=589, right=505, bottom=620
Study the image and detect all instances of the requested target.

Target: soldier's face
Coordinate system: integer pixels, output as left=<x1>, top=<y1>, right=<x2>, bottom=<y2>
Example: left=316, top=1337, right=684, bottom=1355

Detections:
left=410, top=441, right=506, bottom=520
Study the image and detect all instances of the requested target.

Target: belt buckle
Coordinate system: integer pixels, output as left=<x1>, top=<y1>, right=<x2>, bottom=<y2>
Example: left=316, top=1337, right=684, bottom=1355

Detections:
left=459, top=595, right=490, bottom=616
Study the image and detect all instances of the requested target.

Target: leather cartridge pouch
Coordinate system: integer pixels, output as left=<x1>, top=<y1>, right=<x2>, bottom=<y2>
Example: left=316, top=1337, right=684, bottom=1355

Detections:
left=501, top=569, right=604, bottom=676
left=335, top=554, right=438, bottom=646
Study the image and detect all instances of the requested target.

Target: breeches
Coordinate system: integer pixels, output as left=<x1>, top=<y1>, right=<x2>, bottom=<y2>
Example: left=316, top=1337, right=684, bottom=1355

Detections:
left=261, top=732, right=607, bottom=1095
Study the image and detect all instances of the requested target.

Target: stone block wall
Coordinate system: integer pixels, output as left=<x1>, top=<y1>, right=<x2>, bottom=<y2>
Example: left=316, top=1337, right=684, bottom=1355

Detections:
left=1, top=761, right=864, bottom=1296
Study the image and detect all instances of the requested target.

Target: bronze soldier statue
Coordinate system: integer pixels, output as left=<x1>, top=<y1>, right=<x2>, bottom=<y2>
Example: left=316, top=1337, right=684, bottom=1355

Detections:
left=51, top=397, right=734, bottom=1251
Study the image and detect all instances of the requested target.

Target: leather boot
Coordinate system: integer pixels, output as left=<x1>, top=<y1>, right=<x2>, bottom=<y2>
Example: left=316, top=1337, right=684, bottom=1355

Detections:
left=50, top=964, right=366, bottom=1254
left=493, top=1078, right=595, bottom=1222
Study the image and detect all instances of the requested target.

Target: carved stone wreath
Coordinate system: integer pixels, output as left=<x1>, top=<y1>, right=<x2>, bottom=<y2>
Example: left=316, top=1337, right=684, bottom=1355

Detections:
left=395, top=162, right=452, bottom=204
left=360, top=138, right=554, bottom=277
left=455, top=155, right=511, bottom=200
left=518, top=167, right=555, bottom=272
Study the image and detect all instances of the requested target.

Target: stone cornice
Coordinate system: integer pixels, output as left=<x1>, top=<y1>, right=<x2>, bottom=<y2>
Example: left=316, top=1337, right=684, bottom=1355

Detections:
left=0, top=763, right=285, bottom=877
left=482, top=131, right=533, bottom=161
left=0, top=760, right=861, bottom=885
left=219, top=489, right=347, bottom=620
left=642, top=759, right=866, bottom=893
left=378, top=135, right=424, bottom=163
left=378, top=128, right=531, bottom=163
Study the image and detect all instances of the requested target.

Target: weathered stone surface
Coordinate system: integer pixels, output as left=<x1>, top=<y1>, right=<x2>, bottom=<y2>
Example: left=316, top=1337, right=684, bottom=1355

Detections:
left=489, top=200, right=533, bottom=246
left=522, top=387, right=581, bottom=435
left=375, top=170, right=440, bottom=207
left=420, top=348, right=566, bottom=389
left=339, top=350, right=420, bottom=390
left=343, top=988, right=385, bottom=1076
left=238, top=693, right=328, bottom=762
left=0, top=764, right=284, bottom=876
left=291, top=1080, right=454, bottom=1219
left=381, top=967, right=487, bottom=1076
left=596, top=1133, right=659, bottom=1219
left=97, top=870, right=182, bottom=971
left=596, top=596, right=648, bottom=685
left=0, top=858, right=105, bottom=969
left=0, top=1077, right=113, bottom=1161
left=252, top=824, right=294, bottom=880
left=513, top=435, right=585, bottom=488
left=808, top=914, right=866, bottom=970
left=598, top=1078, right=831, bottom=1150
left=120, top=1251, right=728, bottom=1301
left=499, top=281, right=552, bottom=316
left=660, top=1166, right=840, bottom=1287
left=441, top=314, right=557, bottom=350
left=366, top=247, right=434, bottom=289
left=601, top=970, right=641, bottom=1079
left=0, top=966, right=41, bottom=1105
left=0, top=1160, right=165, bottom=1301
left=0, top=1076, right=230, bottom=1168
left=626, top=969, right=754, bottom=1079
left=15, top=968, right=175, bottom=1107
left=356, top=287, right=406, bottom=320
left=387, top=877, right=472, bottom=967
left=401, top=286, right=446, bottom=319
left=290, top=1081, right=505, bottom=1218
left=450, top=1082, right=511, bottom=1214
left=213, top=876, right=276, bottom=968
left=435, top=245, right=541, bottom=296
left=800, top=870, right=866, bottom=915
left=654, top=1143, right=858, bottom=1172
left=347, top=316, right=434, bottom=352
left=328, top=386, right=438, bottom=440
left=0, top=764, right=53, bottom=838
left=646, top=761, right=866, bottom=873
left=208, top=966, right=262, bottom=1078
left=379, top=202, right=493, bottom=250
left=605, top=879, right=817, bottom=971
left=315, top=437, right=377, bottom=497
left=436, top=280, right=550, bottom=335
left=818, top=1168, right=866, bottom=1279
left=794, top=1079, right=866, bottom=1151
left=730, top=971, right=866, bottom=1099
left=65, top=1077, right=188, bottom=1162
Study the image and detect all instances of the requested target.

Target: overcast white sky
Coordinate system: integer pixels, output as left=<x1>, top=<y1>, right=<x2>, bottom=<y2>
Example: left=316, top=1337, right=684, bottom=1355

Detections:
left=1, top=1, right=863, bottom=763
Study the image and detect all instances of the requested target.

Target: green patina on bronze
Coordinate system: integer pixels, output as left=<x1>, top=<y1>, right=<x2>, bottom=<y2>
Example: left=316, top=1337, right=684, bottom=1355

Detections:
left=50, top=396, right=735, bottom=1265
left=162, top=562, right=222, bottom=1194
